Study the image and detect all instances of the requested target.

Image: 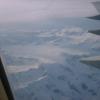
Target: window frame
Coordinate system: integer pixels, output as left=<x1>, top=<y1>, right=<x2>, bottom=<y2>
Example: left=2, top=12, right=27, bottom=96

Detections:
left=0, top=57, right=14, bottom=100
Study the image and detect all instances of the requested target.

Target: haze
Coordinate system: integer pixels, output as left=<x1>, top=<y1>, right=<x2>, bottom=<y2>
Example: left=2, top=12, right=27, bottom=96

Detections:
left=0, top=0, right=99, bottom=24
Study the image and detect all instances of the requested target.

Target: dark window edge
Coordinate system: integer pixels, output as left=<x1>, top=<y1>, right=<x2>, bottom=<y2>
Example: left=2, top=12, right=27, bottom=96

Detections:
left=0, top=57, right=15, bottom=100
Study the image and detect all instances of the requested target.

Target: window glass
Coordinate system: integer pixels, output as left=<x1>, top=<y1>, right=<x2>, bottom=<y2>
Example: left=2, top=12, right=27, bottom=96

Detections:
left=0, top=0, right=100, bottom=100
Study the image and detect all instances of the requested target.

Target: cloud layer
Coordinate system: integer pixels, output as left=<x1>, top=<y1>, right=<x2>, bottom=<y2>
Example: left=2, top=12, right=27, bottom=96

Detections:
left=0, top=0, right=99, bottom=24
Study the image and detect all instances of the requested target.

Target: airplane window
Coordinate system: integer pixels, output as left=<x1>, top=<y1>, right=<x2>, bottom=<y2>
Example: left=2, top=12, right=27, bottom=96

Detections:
left=0, top=0, right=100, bottom=100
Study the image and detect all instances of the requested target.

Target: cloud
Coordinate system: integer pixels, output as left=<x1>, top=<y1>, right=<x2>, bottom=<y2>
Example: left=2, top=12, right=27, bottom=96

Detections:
left=4, top=44, right=90, bottom=65
left=3, top=26, right=99, bottom=74
left=55, top=27, right=100, bottom=44
left=0, top=0, right=99, bottom=24
left=63, top=27, right=83, bottom=33
left=7, top=64, right=40, bottom=74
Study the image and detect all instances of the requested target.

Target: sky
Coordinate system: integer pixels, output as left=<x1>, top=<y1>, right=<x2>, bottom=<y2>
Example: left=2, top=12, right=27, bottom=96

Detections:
left=0, top=0, right=99, bottom=24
